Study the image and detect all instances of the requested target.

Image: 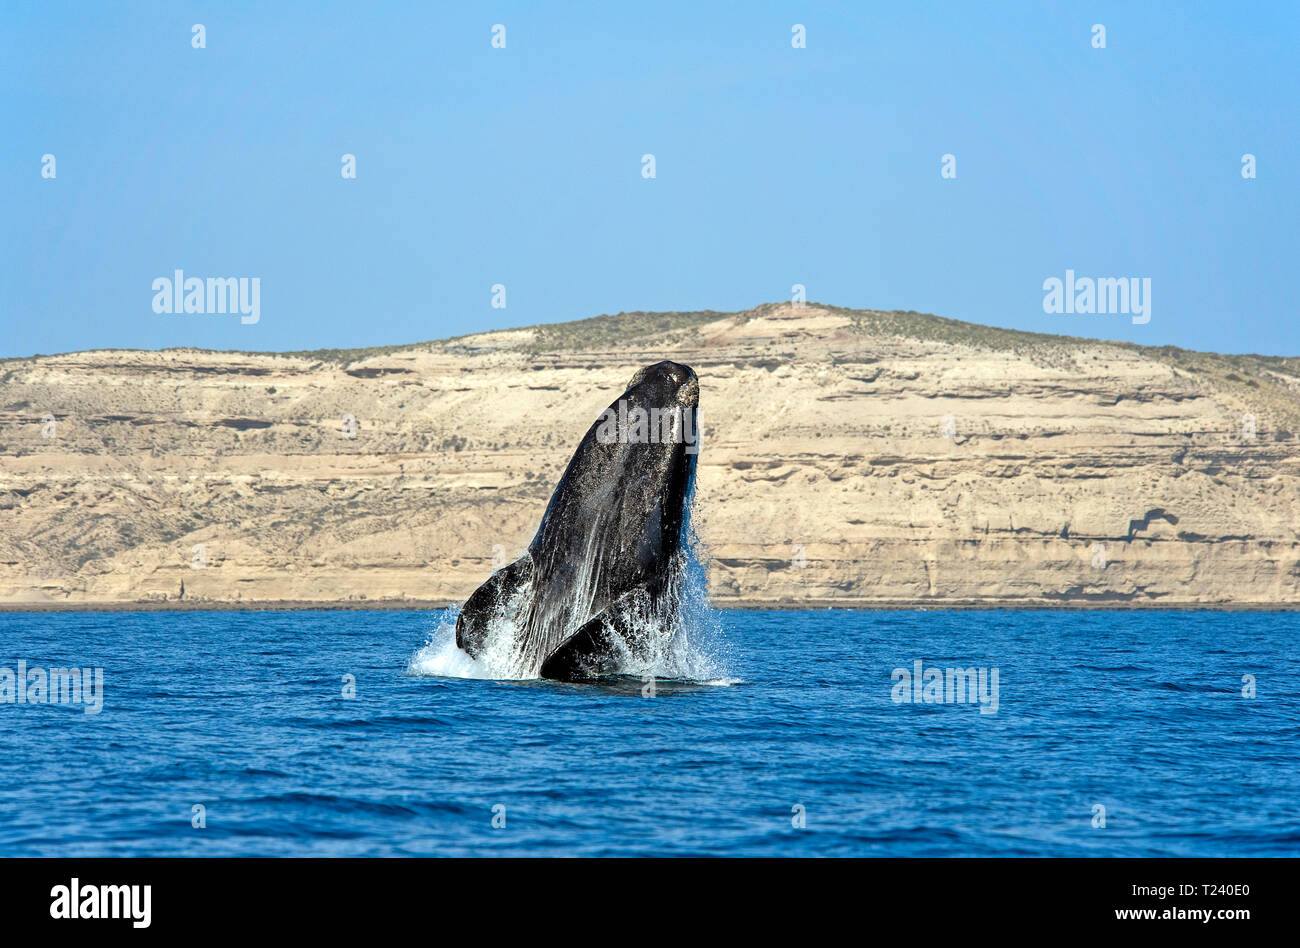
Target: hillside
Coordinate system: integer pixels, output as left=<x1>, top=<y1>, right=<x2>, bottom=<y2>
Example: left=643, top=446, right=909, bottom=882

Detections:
left=3, top=302, right=1299, bottom=609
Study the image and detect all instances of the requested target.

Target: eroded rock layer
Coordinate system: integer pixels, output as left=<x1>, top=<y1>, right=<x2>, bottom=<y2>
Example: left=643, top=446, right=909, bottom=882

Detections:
left=3, top=303, right=1298, bottom=608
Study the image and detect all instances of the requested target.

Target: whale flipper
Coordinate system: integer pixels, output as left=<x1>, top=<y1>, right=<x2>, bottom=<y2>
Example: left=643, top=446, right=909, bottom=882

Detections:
left=455, top=554, right=534, bottom=658
left=540, top=587, right=656, bottom=682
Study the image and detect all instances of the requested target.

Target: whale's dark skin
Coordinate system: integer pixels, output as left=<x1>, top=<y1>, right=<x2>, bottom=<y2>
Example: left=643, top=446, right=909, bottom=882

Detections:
left=455, top=361, right=699, bottom=681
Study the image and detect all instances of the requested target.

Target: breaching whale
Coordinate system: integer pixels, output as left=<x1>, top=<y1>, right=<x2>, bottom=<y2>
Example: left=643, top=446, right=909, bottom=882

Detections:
left=455, top=361, right=700, bottom=681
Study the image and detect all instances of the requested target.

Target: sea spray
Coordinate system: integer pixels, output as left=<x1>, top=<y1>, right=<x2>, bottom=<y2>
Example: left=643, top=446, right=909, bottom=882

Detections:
left=406, top=515, right=734, bottom=683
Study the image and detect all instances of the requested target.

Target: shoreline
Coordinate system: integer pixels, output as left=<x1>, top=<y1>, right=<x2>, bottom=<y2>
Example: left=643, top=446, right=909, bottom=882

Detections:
left=3, top=598, right=1299, bottom=614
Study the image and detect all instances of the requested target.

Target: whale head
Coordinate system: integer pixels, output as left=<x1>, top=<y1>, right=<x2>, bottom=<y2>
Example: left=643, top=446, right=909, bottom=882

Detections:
left=536, top=360, right=699, bottom=591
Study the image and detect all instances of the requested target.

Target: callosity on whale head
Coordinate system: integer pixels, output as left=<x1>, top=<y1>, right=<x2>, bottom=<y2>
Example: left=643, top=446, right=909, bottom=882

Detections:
left=454, top=361, right=700, bottom=681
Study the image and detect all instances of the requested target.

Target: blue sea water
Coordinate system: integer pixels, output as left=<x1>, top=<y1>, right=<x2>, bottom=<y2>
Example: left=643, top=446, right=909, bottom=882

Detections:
left=0, top=608, right=1296, bottom=857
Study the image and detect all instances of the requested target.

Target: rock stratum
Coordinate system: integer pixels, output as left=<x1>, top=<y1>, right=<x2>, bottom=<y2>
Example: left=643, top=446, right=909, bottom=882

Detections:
left=3, top=303, right=1299, bottom=609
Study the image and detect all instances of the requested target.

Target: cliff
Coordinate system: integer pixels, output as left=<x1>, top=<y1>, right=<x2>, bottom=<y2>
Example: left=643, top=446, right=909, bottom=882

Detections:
left=3, top=303, right=1299, bottom=609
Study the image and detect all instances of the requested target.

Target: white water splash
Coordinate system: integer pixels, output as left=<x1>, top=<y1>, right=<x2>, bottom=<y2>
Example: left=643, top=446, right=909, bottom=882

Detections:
left=406, top=530, right=735, bottom=683
left=405, top=596, right=535, bottom=680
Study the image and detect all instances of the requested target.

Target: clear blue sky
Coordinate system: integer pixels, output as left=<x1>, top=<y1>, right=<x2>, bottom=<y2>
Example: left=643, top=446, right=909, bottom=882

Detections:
left=3, top=1, right=1296, bottom=357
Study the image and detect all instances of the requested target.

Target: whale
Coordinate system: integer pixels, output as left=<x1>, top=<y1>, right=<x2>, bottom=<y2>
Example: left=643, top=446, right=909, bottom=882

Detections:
left=455, top=361, right=700, bottom=681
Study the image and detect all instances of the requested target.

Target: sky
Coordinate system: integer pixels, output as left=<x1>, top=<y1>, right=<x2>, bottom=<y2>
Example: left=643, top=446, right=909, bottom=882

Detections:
left=2, top=1, right=1297, bottom=358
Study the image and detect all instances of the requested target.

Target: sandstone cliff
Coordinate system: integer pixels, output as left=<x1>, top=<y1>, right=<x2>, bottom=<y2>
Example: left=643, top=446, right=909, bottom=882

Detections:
left=3, top=303, right=1299, bottom=608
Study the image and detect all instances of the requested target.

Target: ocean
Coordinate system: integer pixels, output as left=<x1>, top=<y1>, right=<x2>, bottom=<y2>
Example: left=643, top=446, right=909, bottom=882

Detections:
left=1, top=608, right=1296, bottom=856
